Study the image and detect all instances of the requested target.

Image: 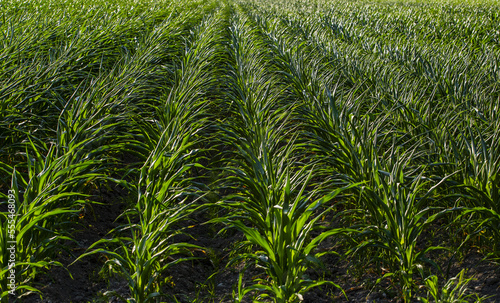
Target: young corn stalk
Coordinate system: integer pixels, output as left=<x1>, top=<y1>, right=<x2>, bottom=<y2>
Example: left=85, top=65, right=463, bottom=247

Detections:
left=75, top=127, right=204, bottom=302
left=0, top=137, right=106, bottom=301
left=452, top=121, right=500, bottom=255
left=356, top=150, right=456, bottom=302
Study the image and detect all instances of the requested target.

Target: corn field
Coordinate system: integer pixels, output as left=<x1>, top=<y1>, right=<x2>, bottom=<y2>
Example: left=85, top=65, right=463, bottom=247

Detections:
left=1, top=0, right=499, bottom=302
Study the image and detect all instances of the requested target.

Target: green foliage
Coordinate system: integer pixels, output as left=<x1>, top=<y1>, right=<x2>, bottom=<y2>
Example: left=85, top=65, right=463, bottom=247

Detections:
left=1, top=0, right=500, bottom=302
left=419, top=270, right=488, bottom=303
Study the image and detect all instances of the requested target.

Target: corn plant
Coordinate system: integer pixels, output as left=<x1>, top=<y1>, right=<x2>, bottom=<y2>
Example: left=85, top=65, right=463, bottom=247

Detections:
left=0, top=139, right=105, bottom=300
left=225, top=170, right=359, bottom=303
left=74, top=126, right=204, bottom=302
left=356, top=151, right=456, bottom=302
left=419, top=270, right=488, bottom=303
left=451, top=121, right=500, bottom=255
